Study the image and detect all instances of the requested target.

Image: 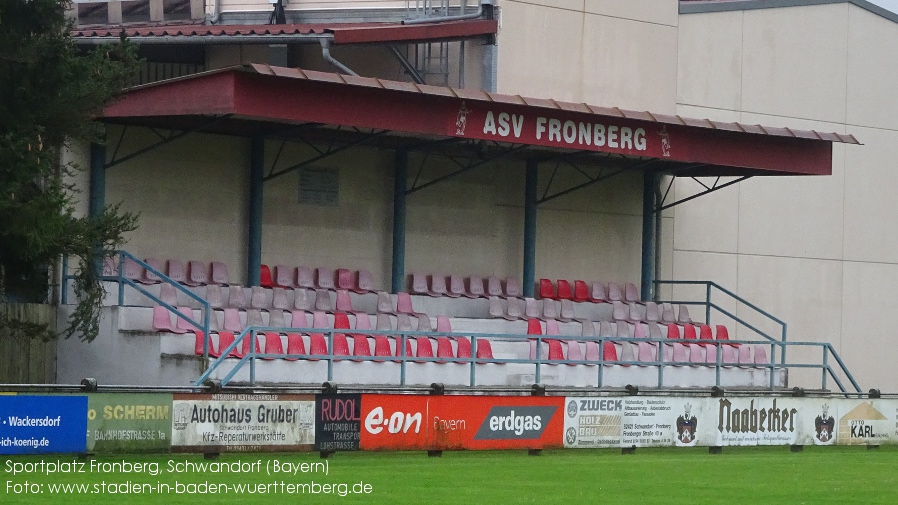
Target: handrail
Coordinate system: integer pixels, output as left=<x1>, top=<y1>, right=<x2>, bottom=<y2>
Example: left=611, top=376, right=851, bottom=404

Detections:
left=653, top=279, right=859, bottom=395
left=195, top=326, right=861, bottom=393
left=61, top=251, right=212, bottom=361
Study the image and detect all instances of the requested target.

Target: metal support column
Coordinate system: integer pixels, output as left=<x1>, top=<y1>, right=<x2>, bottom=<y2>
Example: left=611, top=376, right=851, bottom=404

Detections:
left=523, top=159, right=538, bottom=298
left=89, top=142, right=107, bottom=277
left=247, top=137, right=264, bottom=287
left=89, top=143, right=106, bottom=219
left=640, top=169, right=657, bottom=301
left=391, top=150, right=408, bottom=293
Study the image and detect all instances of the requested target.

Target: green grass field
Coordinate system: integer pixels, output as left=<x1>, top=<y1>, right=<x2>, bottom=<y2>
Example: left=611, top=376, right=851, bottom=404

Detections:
left=2, top=447, right=895, bottom=504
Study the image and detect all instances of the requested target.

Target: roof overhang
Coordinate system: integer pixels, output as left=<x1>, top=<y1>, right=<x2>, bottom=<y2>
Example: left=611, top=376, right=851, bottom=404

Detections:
left=73, top=20, right=499, bottom=45
left=101, top=64, right=858, bottom=176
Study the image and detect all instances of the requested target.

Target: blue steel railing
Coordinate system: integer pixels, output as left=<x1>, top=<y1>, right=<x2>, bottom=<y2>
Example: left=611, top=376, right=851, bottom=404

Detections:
left=194, top=328, right=861, bottom=394
left=653, top=279, right=860, bottom=394
left=61, top=251, right=212, bottom=360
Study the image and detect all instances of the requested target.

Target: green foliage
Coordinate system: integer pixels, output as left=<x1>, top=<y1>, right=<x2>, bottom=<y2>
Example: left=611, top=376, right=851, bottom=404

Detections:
left=0, top=0, right=140, bottom=342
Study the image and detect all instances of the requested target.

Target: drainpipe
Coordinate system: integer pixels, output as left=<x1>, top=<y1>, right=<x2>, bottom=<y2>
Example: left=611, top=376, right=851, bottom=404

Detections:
left=320, top=38, right=358, bottom=76
left=206, top=0, right=221, bottom=24
left=403, top=0, right=484, bottom=24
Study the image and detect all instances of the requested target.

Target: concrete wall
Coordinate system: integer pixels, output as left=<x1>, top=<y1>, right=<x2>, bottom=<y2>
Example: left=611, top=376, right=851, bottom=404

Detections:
left=675, top=3, right=898, bottom=390
left=106, top=127, right=646, bottom=291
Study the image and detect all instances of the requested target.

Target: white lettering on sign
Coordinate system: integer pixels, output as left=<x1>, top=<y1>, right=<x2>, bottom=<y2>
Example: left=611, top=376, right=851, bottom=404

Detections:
left=511, top=112, right=646, bottom=151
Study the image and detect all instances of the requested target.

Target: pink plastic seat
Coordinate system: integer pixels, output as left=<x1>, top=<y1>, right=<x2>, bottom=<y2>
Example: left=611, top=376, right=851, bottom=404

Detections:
left=159, top=283, right=178, bottom=306
left=355, top=269, right=374, bottom=293
left=152, top=306, right=177, bottom=333
left=556, top=280, right=573, bottom=300
left=167, top=260, right=187, bottom=284
left=410, top=272, right=428, bottom=295
left=615, top=321, right=631, bottom=338
left=222, top=308, right=243, bottom=332
left=271, top=287, right=289, bottom=310
left=296, top=267, right=314, bottom=289
left=316, top=268, right=335, bottom=290
left=545, top=318, right=561, bottom=336
left=538, top=279, right=555, bottom=300
left=275, top=265, right=295, bottom=288
left=335, top=290, right=353, bottom=312
left=648, top=322, right=663, bottom=340
left=336, top=268, right=354, bottom=291
left=737, top=346, right=753, bottom=366
left=678, top=304, right=693, bottom=324
left=174, top=306, right=196, bottom=333
left=268, top=309, right=287, bottom=328
left=660, top=303, right=676, bottom=323
left=504, top=277, right=521, bottom=298
left=447, top=275, right=465, bottom=298
left=590, top=282, right=607, bottom=303
left=124, top=257, right=143, bottom=281
left=396, top=292, right=417, bottom=315
left=612, top=301, right=628, bottom=321
left=429, top=274, right=448, bottom=297
left=263, top=332, right=283, bottom=360
left=628, top=302, right=645, bottom=323
left=753, top=346, right=769, bottom=365
left=227, top=286, right=246, bottom=309
left=644, top=302, right=660, bottom=323
left=688, top=343, right=704, bottom=365
left=250, top=286, right=268, bottom=310
left=376, top=291, right=394, bottom=314
left=205, top=285, right=224, bottom=309
left=565, top=340, right=582, bottom=365
left=542, top=299, right=559, bottom=320
left=624, top=282, right=640, bottom=303
left=524, top=297, right=542, bottom=319
left=314, top=289, right=334, bottom=312
left=244, top=307, right=262, bottom=328
left=290, top=309, right=309, bottom=328
left=141, top=258, right=164, bottom=284
left=466, top=276, right=485, bottom=298
left=102, top=256, right=116, bottom=277
left=506, top=297, right=525, bottom=320
left=671, top=342, right=689, bottom=365
left=285, top=333, right=305, bottom=360
left=633, top=322, right=647, bottom=339
left=637, top=341, right=656, bottom=364
left=210, top=261, right=229, bottom=285
left=312, top=310, right=329, bottom=329
left=584, top=341, right=599, bottom=364
left=293, top=288, right=311, bottom=311
left=607, top=282, right=623, bottom=302
left=489, top=296, right=504, bottom=318
left=705, top=344, right=719, bottom=365
left=354, top=313, right=372, bottom=331
left=486, top=276, right=503, bottom=297
left=186, top=261, right=208, bottom=286
left=259, top=265, right=273, bottom=289
left=598, top=321, right=614, bottom=339
left=722, top=345, right=738, bottom=366
left=572, top=280, right=589, bottom=303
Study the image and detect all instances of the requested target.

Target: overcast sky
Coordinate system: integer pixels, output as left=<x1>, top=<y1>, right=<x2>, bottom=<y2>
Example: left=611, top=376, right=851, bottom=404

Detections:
left=868, top=0, right=898, bottom=14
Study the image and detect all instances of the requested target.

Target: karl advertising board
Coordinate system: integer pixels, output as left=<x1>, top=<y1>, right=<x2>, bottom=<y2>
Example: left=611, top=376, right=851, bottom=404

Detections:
left=171, top=393, right=314, bottom=452
left=360, top=395, right=563, bottom=450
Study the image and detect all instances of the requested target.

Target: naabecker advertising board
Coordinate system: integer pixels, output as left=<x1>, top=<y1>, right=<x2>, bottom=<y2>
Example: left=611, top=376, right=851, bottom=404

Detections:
left=360, top=394, right=563, bottom=450
left=171, top=393, right=314, bottom=452
left=0, top=395, right=87, bottom=454
left=87, top=393, right=172, bottom=453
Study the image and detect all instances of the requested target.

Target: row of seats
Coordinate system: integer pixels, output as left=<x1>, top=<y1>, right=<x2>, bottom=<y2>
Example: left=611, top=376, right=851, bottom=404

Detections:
left=539, top=279, right=641, bottom=303
left=409, top=272, right=520, bottom=299
left=107, top=257, right=376, bottom=294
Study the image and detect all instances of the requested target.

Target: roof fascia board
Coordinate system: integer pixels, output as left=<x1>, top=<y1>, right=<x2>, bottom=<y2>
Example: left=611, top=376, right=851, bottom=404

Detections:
left=680, top=0, right=898, bottom=24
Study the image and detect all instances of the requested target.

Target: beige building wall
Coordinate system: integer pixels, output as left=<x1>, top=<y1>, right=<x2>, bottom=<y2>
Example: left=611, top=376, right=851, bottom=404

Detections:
left=675, top=3, right=898, bottom=390
left=496, top=0, right=680, bottom=112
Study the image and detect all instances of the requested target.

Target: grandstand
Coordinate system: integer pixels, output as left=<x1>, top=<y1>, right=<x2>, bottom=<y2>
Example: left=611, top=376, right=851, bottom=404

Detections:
left=48, top=0, right=896, bottom=396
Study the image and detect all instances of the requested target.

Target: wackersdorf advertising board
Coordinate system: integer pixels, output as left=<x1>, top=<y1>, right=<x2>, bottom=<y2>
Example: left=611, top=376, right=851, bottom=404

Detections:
left=360, top=394, right=563, bottom=450
left=87, top=393, right=172, bottom=453
left=171, top=393, right=314, bottom=452
left=0, top=395, right=87, bottom=454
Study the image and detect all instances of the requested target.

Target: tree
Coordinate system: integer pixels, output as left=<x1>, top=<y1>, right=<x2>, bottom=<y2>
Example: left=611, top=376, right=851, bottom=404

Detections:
left=0, top=0, right=140, bottom=342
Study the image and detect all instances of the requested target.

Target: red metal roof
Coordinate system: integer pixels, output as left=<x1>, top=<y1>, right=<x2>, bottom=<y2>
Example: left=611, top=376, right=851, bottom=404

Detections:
left=102, top=64, right=858, bottom=176
left=73, top=20, right=499, bottom=45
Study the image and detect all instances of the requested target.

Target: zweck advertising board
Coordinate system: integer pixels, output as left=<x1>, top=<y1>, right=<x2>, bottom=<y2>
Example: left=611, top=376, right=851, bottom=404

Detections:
left=360, top=394, right=563, bottom=450
left=171, top=393, right=314, bottom=452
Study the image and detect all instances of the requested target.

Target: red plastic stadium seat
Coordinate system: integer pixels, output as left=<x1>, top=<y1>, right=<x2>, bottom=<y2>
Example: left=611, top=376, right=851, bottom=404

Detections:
left=556, top=280, right=573, bottom=300
left=436, top=337, right=454, bottom=363
left=331, top=333, right=350, bottom=360
left=415, top=338, right=434, bottom=362
left=716, top=325, right=739, bottom=347
left=194, top=331, right=214, bottom=356
left=216, top=332, right=240, bottom=358
left=285, top=333, right=305, bottom=360
left=547, top=340, right=564, bottom=361
left=373, top=335, right=393, bottom=362
left=602, top=341, right=618, bottom=362
left=259, top=264, right=273, bottom=288
left=308, top=333, right=328, bottom=360
left=240, top=333, right=262, bottom=357
left=667, top=323, right=681, bottom=339
left=698, top=324, right=714, bottom=346
left=456, top=338, right=472, bottom=363
left=573, top=280, right=589, bottom=302
left=334, top=312, right=351, bottom=330
left=538, top=278, right=556, bottom=299
left=527, top=318, right=543, bottom=335
left=263, top=332, right=283, bottom=359
left=352, top=335, right=371, bottom=361
left=475, top=339, right=495, bottom=364
left=682, top=325, right=697, bottom=340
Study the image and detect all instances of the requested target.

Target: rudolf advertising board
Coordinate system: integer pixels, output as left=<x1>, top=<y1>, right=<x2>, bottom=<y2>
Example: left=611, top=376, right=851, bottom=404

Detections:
left=360, top=395, right=563, bottom=450
left=171, top=393, right=314, bottom=452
